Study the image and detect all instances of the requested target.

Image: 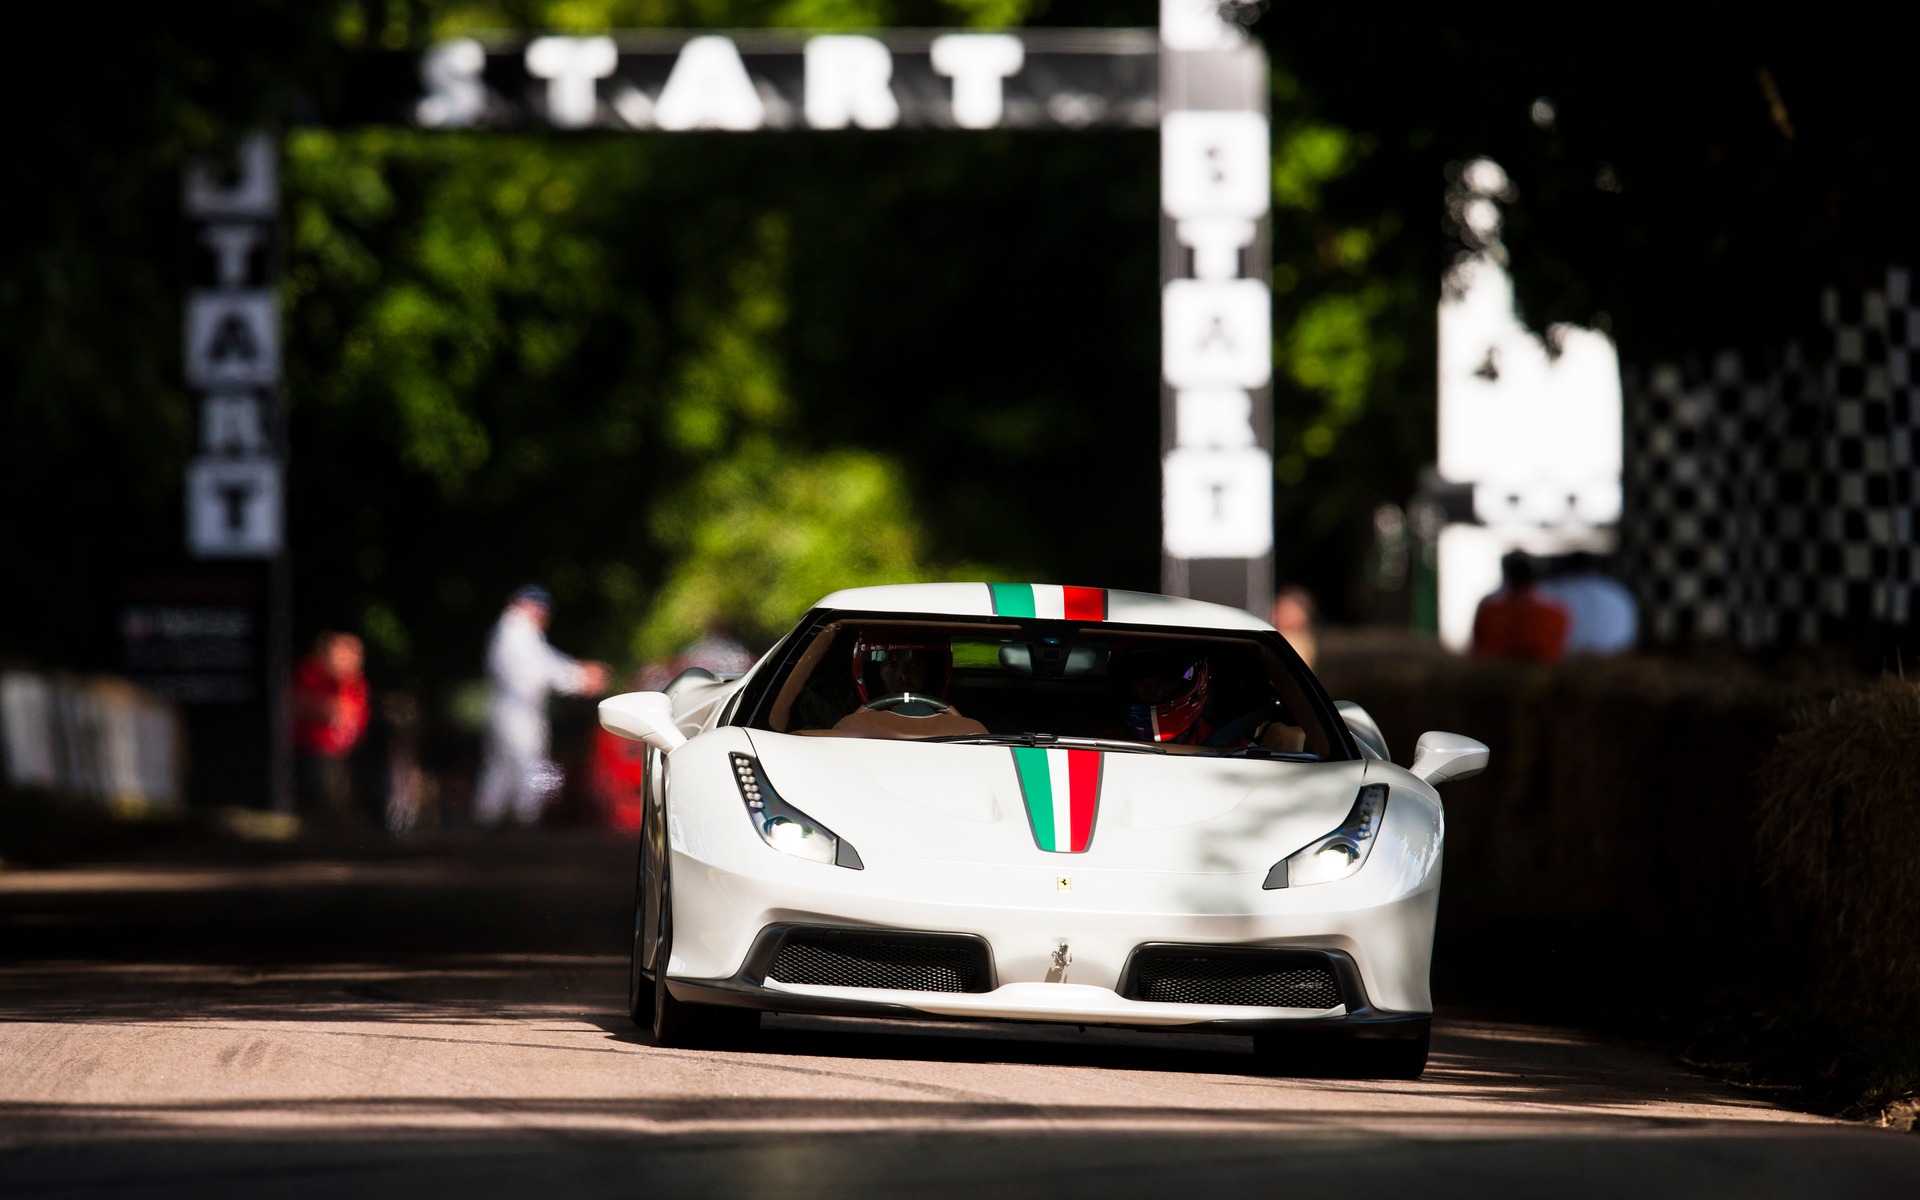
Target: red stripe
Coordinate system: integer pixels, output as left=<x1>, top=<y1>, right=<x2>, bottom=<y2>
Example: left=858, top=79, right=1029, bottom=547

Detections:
left=1067, top=749, right=1101, bottom=852
left=1062, top=585, right=1106, bottom=621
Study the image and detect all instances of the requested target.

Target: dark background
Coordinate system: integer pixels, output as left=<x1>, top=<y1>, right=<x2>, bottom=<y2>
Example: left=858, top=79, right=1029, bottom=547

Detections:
left=5, top=0, right=1913, bottom=698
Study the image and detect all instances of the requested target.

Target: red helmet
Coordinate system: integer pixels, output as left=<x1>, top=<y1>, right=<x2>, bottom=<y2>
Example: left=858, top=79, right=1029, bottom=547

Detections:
left=1111, top=647, right=1210, bottom=743
left=852, top=633, right=953, bottom=703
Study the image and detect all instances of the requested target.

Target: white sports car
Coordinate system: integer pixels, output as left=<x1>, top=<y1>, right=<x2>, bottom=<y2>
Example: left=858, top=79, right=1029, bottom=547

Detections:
left=600, top=583, right=1487, bottom=1077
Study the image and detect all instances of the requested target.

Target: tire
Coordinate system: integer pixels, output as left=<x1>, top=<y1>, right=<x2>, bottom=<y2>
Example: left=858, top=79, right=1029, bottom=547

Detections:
left=646, top=861, right=759, bottom=1049
left=625, top=871, right=650, bottom=1025
left=1252, top=1024, right=1430, bottom=1080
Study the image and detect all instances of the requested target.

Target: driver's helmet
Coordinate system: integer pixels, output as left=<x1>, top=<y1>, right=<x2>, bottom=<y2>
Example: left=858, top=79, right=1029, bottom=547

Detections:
left=1111, top=647, right=1210, bottom=743
left=852, top=632, right=953, bottom=703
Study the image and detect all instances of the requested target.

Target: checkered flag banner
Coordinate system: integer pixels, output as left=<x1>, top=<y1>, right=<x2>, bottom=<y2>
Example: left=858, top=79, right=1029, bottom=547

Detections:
left=1622, top=266, right=1918, bottom=646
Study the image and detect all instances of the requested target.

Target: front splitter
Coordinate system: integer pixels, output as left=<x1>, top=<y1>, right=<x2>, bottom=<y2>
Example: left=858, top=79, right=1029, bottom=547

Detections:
left=666, top=975, right=1431, bottom=1039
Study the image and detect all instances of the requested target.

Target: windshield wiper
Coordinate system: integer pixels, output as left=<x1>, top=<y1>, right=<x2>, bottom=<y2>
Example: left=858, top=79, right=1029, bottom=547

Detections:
left=921, top=732, right=1167, bottom=755
left=1208, top=745, right=1320, bottom=762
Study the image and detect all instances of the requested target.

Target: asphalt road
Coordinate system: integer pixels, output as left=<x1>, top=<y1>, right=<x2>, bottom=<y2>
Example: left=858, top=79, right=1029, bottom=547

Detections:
left=2, top=830, right=1917, bottom=1198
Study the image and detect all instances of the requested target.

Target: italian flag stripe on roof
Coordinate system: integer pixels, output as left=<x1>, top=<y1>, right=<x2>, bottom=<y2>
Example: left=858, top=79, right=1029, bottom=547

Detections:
left=988, top=583, right=1108, bottom=621
left=1010, top=747, right=1103, bottom=853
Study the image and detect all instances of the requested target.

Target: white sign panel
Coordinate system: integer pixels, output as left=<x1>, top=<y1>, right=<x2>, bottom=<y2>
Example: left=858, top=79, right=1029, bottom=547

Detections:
left=1175, top=388, right=1256, bottom=447
left=1161, top=111, right=1269, bottom=220
left=1438, top=256, right=1621, bottom=529
left=185, top=290, right=279, bottom=388
left=1159, top=0, right=1246, bottom=51
left=1163, top=279, right=1271, bottom=389
left=186, top=457, right=283, bottom=558
left=1162, top=447, right=1274, bottom=557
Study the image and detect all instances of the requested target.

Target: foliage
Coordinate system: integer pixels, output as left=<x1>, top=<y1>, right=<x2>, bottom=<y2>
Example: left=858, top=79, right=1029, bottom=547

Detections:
left=1263, top=72, right=1435, bottom=606
left=279, top=113, right=1161, bottom=688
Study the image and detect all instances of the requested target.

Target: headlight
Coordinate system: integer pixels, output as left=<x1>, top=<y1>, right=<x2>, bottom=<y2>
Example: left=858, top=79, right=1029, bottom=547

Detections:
left=1264, top=783, right=1388, bottom=889
left=729, top=752, right=864, bottom=870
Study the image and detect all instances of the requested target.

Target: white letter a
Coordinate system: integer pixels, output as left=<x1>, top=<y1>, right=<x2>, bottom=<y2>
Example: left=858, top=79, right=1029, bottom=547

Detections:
left=655, top=37, right=766, bottom=131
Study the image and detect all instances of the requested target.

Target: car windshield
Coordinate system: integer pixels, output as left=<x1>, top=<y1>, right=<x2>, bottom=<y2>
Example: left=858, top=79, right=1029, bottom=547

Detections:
left=747, top=617, right=1347, bottom=760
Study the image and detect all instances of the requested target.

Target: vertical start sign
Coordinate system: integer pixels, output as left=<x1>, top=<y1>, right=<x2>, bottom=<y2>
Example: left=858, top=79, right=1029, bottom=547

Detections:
left=174, top=135, right=291, bottom=811
left=183, top=133, right=285, bottom=559
left=1157, top=0, right=1273, bottom=615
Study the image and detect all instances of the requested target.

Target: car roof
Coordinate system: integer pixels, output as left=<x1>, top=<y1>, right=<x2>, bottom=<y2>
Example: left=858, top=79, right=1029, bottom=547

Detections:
left=811, top=583, right=1274, bottom=632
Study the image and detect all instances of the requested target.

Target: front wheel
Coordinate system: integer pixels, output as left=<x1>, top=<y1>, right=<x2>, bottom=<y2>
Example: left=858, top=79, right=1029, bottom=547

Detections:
left=647, top=864, right=759, bottom=1048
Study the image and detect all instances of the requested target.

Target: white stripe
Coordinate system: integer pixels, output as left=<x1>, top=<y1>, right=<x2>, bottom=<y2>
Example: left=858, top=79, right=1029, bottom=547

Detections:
left=1032, top=584, right=1066, bottom=620
left=1046, top=749, right=1074, bottom=851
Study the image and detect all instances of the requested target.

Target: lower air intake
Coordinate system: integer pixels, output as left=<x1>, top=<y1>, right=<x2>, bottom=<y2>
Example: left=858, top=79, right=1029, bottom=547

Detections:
left=767, top=929, right=992, bottom=994
left=1125, top=948, right=1343, bottom=1010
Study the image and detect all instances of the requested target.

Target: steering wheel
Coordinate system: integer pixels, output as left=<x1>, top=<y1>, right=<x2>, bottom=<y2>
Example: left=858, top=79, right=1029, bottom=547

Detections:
left=860, top=692, right=953, bottom=715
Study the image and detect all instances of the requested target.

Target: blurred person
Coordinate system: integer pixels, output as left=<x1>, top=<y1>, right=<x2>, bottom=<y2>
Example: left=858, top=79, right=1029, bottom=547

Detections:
left=1540, top=551, right=1638, bottom=656
left=1270, top=585, right=1319, bottom=668
left=292, top=632, right=369, bottom=822
left=475, top=586, right=610, bottom=827
left=1471, top=552, right=1570, bottom=662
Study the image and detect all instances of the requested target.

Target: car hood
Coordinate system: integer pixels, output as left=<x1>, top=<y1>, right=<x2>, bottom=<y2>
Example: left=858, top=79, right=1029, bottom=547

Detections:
left=742, top=731, right=1373, bottom=874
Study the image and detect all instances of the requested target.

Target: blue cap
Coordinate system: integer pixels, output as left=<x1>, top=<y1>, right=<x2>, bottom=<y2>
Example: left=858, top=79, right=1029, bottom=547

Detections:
left=511, top=585, right=553, bottom=610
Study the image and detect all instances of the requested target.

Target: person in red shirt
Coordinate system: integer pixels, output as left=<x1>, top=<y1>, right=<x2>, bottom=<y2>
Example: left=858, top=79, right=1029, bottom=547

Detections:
left=293, top=632, right=371, bottom=822
left=1471, top=552, right=1571, bottom=662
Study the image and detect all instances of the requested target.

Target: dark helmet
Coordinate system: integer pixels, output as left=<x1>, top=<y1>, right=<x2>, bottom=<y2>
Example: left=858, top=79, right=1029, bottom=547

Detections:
left=1111, top=646, right=1209, bottom=743
left=851, top=632, right=953, bottom=703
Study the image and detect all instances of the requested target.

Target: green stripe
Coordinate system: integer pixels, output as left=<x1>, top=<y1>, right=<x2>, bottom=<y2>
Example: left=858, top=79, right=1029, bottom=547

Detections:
left=1012, top=746, right=1055, bottom=852
left=989, top=582, right=1035, bottom=617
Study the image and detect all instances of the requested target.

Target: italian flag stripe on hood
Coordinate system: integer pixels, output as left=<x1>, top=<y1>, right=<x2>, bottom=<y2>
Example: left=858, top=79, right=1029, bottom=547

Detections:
left=988, top=583, right=1108, bottom=621
left=1010, top=747, right=1103, bottom=853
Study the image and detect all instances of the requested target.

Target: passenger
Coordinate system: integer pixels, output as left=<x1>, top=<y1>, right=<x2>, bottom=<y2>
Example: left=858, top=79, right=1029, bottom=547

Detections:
left=1107, top=646, right=1307, bottom=752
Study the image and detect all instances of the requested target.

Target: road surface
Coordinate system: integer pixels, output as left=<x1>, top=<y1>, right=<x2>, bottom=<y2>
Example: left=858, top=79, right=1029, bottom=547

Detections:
left=2, top=831, right=1916, bottom=1197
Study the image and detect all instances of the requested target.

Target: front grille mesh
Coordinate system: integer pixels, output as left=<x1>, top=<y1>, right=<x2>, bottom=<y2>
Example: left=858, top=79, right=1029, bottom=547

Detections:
left=768, top=931, right=990, bottom=993
left=1128, top=950, right=1342, bottom=1009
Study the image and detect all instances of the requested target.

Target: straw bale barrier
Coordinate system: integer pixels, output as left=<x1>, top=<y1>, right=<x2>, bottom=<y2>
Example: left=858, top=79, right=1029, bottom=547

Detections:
left=1313, top=632, right=1853, bottom=1004
left=1755, top=677, right=1920, bottom=1019
left=1317, top=633, right=1799, bottom=934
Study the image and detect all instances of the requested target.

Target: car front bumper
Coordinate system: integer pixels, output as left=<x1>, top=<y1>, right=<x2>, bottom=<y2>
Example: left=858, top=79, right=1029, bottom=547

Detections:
left=667, top=921, right=1430, bottom=1037
left=664, top=834, right=1441, bottom=1026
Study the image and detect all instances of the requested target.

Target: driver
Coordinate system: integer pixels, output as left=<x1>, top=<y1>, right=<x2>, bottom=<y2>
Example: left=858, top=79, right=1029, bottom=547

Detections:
left=1111, top=647, right=1214, bottom=745
left=854, top=636, right=951, bottom=714
left=830, top=632, right=987, bottom=738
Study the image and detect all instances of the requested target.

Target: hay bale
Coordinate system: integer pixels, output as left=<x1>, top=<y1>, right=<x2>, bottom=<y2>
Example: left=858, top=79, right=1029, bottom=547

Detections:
left=1316, top=633, right=1797, bottom=932
left=1756, top=676, right=1920, bottom=1018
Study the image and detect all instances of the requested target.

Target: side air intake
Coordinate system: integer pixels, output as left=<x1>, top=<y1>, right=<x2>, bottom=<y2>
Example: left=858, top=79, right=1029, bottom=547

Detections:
left=1121, top=946, right=1344, bottom=1010
left=766, top=928, right=993, bottom=994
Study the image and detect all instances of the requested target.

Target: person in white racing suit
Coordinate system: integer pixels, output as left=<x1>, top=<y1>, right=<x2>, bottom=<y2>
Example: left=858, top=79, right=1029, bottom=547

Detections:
left=474, top=586, right=608, bottom=827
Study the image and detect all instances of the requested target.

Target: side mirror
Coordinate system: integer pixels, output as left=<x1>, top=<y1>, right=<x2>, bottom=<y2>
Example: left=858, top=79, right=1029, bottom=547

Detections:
left=1409, top=731, right=1489, bottom=786
left=598, top=691, right=687, bottom=752
left=1335, top=701, right=1390, bottom=761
